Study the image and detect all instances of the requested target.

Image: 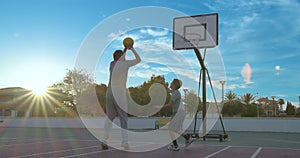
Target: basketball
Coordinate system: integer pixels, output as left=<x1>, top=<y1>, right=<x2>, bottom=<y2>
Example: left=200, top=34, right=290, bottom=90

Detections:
left=123, top=37, right=134, bottom=48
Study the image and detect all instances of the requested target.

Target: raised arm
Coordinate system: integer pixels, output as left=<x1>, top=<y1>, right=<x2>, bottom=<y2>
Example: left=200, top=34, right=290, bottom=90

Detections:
left=128, top=47, right=141, bottom=66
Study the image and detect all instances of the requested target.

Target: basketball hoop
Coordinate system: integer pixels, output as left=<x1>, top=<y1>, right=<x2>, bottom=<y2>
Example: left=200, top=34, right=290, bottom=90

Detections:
left=173, top=13, right=228, bottom=142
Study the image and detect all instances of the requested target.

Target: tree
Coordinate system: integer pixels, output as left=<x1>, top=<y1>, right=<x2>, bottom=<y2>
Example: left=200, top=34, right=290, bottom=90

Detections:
left=128, top=75, right=171, bottom=117
left=225, top=91, right=238, bottom=103
left=278, top=98, right=285, bottom=112
left=128, top=75, right=169, bottom=104
left=222, top=91, right=243, bottom=117
left=47, top=87, right=72, bottom=117
left=222, top=101, right=244, bottom=117
left=286, top=101, right=296, bottom=115
left=182, top=90, right=199, bottom=116
left=52, top=69, right=94, bottom=117
left=76, top=83, right=105, bottom=117
left=240, top=93, right=257, bottom=117
left=296, top=107, right=300, bottom=116
left=240, top=93, right=256, bottom=106
left=241, top=103, right=258, bottom=117
left=95, top=84, right=107, bottom=116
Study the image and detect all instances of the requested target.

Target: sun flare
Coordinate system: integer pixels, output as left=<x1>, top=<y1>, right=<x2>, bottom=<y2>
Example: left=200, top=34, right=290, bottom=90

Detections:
left=31, top=86, right=48, bottom=96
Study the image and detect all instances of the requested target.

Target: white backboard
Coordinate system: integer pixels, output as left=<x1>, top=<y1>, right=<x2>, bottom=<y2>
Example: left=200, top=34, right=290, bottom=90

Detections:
left=173, top=13, right=218, bottom=50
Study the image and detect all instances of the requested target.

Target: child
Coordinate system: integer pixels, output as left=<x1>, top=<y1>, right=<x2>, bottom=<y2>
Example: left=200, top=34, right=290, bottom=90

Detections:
left=162, top=79, right=193, bottom=151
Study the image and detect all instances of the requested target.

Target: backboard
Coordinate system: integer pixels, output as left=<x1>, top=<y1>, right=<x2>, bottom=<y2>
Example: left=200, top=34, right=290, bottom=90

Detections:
left=173, top=13, right=218, bottom=50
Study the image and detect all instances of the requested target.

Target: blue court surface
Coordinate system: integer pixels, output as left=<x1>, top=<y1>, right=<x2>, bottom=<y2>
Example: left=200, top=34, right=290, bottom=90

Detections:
left=0, top=127, right=299, bottom=158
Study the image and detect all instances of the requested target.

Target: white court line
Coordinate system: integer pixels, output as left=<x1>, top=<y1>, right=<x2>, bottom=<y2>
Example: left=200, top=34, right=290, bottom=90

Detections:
left=203, top=143, right=300, bottom=151
left=0, top=138, right=17, bottom=140
left=61, top=148, right=117, bottom=158
left=0, top=140, right=61, bottom=148
left=250, top=147, right=262, bottom=158
left=59, top=139, right=99, bottom=142
left=204, top=146, right=232, bottom=158
left=1, top=139, right=98, bottom=148
left=61, top=143, right=165, bottom=158
left=13, top=145, right=100, bottom=158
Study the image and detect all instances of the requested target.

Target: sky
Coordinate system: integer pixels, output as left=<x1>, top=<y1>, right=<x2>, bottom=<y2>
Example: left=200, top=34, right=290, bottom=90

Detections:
left=0, top=0, right=299, bottom=106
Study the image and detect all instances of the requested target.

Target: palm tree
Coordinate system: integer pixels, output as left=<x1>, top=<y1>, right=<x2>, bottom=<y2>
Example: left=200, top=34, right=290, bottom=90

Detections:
left=239, top=93, right=257, bottom=117
left=225, top=91, right=238, bottom=103
left=223, top=91, right=242, bottom=116
left=240, top=93, right=256, bottom=106
left=278, top=98, right=285, bottom=112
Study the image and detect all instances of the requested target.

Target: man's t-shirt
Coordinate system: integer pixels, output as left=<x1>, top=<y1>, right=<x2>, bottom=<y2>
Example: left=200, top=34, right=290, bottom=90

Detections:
left=108, top=60, right=136, bottom=89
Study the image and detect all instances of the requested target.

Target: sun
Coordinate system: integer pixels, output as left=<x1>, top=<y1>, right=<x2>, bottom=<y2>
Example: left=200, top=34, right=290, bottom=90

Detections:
left=31, top=86, right=48, bottom=96
left=25, top=81, right=50, bottom=97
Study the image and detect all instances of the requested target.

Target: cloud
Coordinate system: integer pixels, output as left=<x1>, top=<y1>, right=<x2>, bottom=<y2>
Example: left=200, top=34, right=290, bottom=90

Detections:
left=125, top=18, right=131, bottom=22
left=128, top=63, right=169, bottom=79
left=290, top=101, right=300, bottom=107
left=241, top=63, right=254, bottom=84
left=224, top=12, right=259, bottom=43
left=274, top=94, right=287, bottom=98
left=261, top=0, right=298, bottom=6
left=226, top=83, right=249, bottom=90
left=107, top=30, right=124, bottom=40
left=129, top=68, right=167, bottom=79
left=240, top=13, right=258, bottom=27
left=128, top=59, right=198, bottom=83
left=170, top=67, right=198, bottom=82
left=227, top=76, right=240, bottom=81
left=107, top=30, right=143, bottom=41
left=203, top=3, right=217, bottom=11
left=135, top=38, right=172, bottom=52
left=140, top=28, right=169, bottom=37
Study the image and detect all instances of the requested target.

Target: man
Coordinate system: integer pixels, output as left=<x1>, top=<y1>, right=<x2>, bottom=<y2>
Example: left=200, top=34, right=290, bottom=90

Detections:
left=101, top=46, right=141, bottom=150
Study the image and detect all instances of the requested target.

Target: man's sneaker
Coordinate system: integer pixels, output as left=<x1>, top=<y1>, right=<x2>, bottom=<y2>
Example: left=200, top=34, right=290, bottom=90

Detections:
left=121, top=143, right=130, bottom=150
left=167, top=144, right=179, bottom=151
left=185, top=137, right=194, bottom=148
left=101, top=142, right=108, bottom=150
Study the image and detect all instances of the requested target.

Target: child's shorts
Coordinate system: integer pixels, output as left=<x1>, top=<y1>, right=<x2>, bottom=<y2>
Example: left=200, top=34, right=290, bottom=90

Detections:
left=168, top=109, right=185, bottom=132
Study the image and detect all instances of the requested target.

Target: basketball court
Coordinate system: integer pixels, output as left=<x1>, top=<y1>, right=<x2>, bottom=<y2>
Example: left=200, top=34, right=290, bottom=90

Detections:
left=1, top=11, right=299, bottom=158
left=0, top=127, right=300, bottom=158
